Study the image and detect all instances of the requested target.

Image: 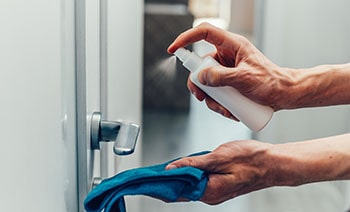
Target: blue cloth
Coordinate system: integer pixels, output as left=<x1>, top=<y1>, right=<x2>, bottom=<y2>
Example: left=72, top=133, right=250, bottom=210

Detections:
left=84, top=151, right=210, bottom=212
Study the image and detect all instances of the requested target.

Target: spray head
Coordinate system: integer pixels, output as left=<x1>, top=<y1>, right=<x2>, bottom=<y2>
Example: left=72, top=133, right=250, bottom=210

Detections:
left=174, top=47, right=191, bottom=62
left=174, top=47, right=203, bottom=72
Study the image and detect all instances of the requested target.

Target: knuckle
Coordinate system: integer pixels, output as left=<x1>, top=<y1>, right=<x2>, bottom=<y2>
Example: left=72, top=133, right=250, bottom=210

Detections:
left=174, top=158, right=195, bottom=168
left=201, top=67, right=221, bottom=86
left=177, top=31, right=186, bottom=40
left=212, top=66, right=230, bottom=86
left=198, top=22, right=212, bottom=29
left=185, top=157, right=197, bottom=167
left=236, top=34, right=250, bottom=45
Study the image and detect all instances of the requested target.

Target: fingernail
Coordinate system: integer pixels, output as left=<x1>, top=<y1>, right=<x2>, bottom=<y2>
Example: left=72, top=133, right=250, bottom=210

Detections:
left=218, top=109, right=225, bottom=116
left=192, top=91, right=197, bottom=98
left=192, top=91, right=203, bottom=101
left=230, top=115, right=240, bottom=122
left=166, top=164, right=177, bottom=170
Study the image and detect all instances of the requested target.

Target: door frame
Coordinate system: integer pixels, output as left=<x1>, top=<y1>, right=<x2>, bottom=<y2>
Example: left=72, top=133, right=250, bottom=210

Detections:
left=75, top=0, right=90, bottom=211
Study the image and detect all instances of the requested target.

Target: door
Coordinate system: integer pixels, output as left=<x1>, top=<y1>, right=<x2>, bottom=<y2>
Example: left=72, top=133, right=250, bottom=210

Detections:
left=0, top=0, right=143, bottom=211
left=76, top=0, right=143, bottom=211
left=0, top=0, right=77, bottom=211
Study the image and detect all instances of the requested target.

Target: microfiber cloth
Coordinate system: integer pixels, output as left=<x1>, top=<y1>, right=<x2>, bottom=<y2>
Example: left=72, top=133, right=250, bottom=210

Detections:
left=84, top=151, right=210, bottom=212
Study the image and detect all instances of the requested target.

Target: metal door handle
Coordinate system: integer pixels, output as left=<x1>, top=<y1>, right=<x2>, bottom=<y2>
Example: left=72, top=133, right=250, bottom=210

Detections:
left=90, top=112, right=140, bottom=155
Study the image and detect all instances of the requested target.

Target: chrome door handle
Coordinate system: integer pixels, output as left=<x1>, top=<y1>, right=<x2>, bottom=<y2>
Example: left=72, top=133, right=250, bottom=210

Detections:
left=90, top=112, right=140, bottom=155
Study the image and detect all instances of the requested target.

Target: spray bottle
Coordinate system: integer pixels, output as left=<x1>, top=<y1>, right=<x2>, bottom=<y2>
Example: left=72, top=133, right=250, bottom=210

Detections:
left=174, top=47, right=273, bottom=131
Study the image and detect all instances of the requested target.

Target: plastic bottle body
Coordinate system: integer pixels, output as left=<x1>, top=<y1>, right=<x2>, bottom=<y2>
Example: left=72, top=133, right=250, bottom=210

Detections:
left=189, top=56, right=273, bottom=131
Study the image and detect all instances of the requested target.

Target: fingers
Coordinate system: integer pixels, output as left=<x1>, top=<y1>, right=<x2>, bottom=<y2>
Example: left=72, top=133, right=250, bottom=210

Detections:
left=198, top=65, right=235, bottom=87
left=165, top=153, right=214, bottom=171
left=187, top=68, right=240, bottom=121
left=168, top=23, right=222, bottom=53
left=159, top=197, right=190, bottom=203
left=187, top=77, right=206, bottom=101
left=205, top=97, right=239, bottom=121
left=167, top=22, right=242, bottom=54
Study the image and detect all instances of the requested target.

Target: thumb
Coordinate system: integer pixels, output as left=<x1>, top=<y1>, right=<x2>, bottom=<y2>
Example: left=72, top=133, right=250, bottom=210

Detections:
left=165, top=154, right=213, bottom=171
left=197, top=66, right=235, bottom=87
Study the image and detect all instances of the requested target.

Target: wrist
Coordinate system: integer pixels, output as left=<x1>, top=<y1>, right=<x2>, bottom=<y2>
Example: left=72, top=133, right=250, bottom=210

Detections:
left=271, top=67, right=299, bottom=110
left=265, top=142, right=311, bottom=186
left=283, top=63, right=350, bottom=109
left=266, top=134, right=350, bottom=187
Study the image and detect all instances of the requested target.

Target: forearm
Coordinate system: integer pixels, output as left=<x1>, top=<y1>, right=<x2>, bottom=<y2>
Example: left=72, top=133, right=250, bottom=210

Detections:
left=267, top=133, right=350, bottom=186
left=281, top=63, right=350, bottom=109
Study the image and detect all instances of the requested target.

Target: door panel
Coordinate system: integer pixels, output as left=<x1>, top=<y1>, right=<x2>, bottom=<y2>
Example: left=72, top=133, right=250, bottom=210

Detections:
left=0, top=0, right=77, bottom=211
left=76, top=0, right=144, bottom=211
left=76, top=0, right=101, bottom=210
left=0, top=0, right=143, bottom=211
left=106, top=1, right=143, bottom=174
left=106, top=0, right=144, bottom=207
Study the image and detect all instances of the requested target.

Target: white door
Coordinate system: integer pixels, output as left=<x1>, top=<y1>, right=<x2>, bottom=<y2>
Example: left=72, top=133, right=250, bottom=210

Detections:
left=0, top=0, right=77, bottom=211
left=0, top=0, right=143, bottom=211
left=77, top=0, right=143, bottom=211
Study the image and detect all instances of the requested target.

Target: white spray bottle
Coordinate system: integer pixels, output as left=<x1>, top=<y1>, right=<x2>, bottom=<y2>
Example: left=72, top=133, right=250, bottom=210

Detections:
left=174, top=47, right=273, bottom=131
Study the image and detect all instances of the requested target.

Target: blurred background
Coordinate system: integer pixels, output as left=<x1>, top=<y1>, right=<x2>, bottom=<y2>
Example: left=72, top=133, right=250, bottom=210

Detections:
left=141, top=0, right=350, bottom=211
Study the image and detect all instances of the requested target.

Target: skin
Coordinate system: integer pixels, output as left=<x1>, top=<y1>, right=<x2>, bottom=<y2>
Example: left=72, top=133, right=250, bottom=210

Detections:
left=165, top=22, right=350, bottom=205
left=168, top=22, right=350, bottom=117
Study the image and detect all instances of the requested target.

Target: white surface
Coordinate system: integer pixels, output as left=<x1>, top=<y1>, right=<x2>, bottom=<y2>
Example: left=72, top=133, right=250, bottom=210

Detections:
left=107, top=1, right=144, bottom=211
left=84, top=0, right=144, bottom=211
left=253, top=1, right=350, bottom=211
left=0, top=0, right=76, bottom=211
left=86, top=0, right=102, bottom=182
left=107, top=0, right=143, bottom=172
left=0, top=0, right=144, bottom=211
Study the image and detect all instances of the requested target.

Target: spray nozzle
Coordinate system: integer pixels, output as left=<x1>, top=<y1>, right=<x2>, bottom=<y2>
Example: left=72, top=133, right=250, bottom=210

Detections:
left=174, top=47, right=191, bottom=62
left=174, top=47, right=203, bottom=72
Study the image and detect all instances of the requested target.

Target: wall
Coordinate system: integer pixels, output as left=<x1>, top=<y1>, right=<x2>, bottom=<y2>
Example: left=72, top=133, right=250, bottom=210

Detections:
left=229, top=0, right=254, bottom=34
left=261, top=0, right=350, bottom=68
left=257, top=0, right=350, bottom=147
left=251, top=0, right=350, bottom=211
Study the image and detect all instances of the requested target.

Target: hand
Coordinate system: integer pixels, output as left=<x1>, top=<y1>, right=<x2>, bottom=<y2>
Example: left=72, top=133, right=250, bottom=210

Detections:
left=165, top=134, right=350, bottom=205
left=166, top=140, right=275, bottom=205
left=168, top=23, right=295, bottom=119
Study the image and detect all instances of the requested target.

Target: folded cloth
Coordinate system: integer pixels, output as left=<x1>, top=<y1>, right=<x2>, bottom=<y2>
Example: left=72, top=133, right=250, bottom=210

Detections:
left=84, top=151, right=210, bottom=212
